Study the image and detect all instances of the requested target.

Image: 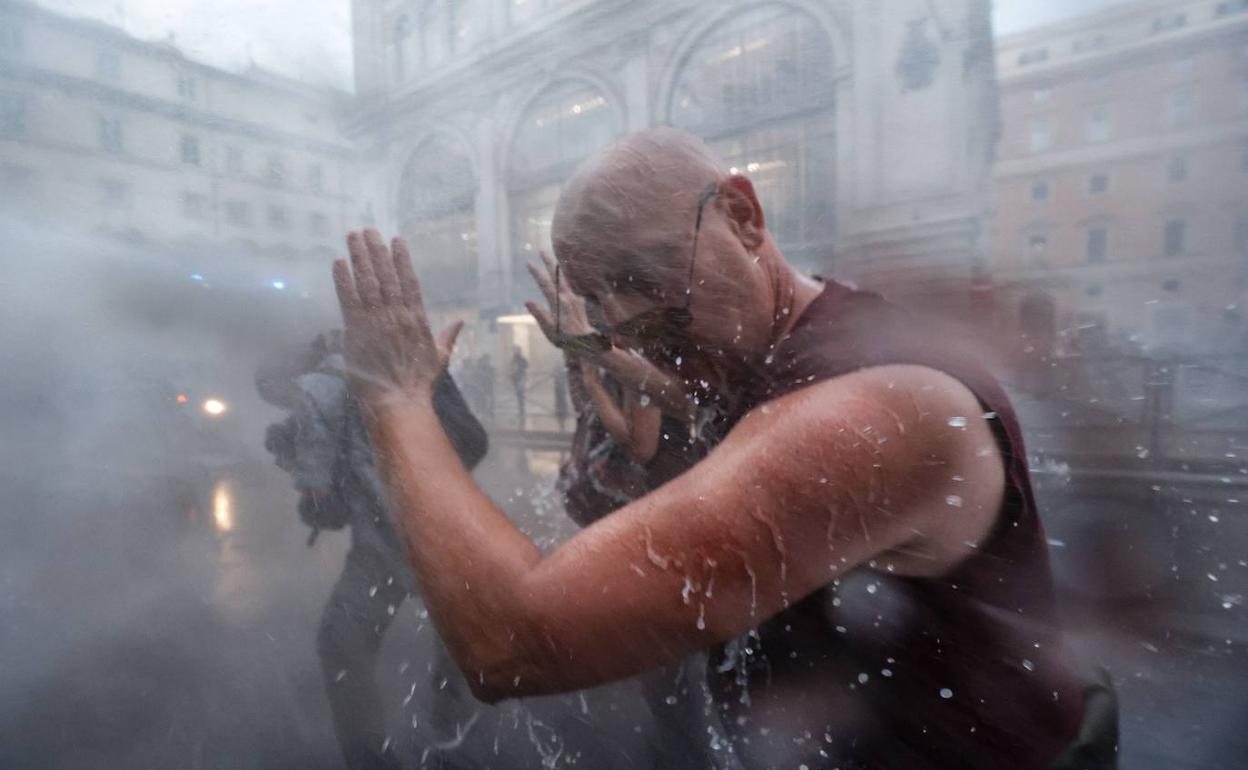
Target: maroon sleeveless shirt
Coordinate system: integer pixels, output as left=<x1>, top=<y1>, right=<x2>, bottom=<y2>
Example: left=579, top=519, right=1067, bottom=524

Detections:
left=701, top=281, right=1084, bottom=769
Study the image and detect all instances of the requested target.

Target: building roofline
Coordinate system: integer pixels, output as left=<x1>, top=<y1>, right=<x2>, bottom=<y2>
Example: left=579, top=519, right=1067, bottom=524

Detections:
left=995, top=0, right=1185, bottom=47
left=4, top=1, right=350, bottom=102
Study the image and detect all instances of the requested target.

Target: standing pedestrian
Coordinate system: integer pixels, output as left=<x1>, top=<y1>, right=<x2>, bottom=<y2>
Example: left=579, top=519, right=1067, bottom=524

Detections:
left=509, top=347, right=528, bottom=429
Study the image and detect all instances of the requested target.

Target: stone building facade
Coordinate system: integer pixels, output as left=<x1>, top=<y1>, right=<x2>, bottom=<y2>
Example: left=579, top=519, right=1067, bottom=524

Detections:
left=992, top=0, right=1248, bottom=354
left=348, top=0, right=999, bottom=371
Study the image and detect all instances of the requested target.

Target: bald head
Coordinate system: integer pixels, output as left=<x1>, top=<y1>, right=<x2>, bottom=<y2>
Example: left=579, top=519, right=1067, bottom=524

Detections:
left=552, top=127, right=727, bottom=297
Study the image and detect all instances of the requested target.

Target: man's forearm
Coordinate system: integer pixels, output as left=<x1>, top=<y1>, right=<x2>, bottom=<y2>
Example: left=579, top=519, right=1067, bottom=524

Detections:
left=596, top=347, right=692, bottom=419
left=365, top=395, right=542, bottom=681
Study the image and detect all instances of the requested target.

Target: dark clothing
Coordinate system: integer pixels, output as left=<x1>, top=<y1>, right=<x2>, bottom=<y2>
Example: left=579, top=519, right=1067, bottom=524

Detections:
left=292, top=357, right=488, bottom=583
left=317, top=547, right=473, bottom=770
left=561, top=373, right=703, bottom=528
left=698, top=281, right=1087, bottom=769
left=292, top=356, right=488, bottom=769
left=510, top=354, right=528, bottom=428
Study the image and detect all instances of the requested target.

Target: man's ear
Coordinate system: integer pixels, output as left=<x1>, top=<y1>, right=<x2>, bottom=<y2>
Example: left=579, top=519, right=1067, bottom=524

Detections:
left=720, top=174, right=767, bottom=251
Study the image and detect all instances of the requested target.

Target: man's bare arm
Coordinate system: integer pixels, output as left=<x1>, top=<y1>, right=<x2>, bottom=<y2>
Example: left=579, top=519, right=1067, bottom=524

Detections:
left=332, top=231, right=1001, bottom=702
left=367, top=364, right=1002, bottom=702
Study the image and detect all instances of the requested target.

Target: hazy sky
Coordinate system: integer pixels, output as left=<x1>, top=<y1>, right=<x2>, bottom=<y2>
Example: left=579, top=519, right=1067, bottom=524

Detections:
left=38, top=0, right=1132, bottom=90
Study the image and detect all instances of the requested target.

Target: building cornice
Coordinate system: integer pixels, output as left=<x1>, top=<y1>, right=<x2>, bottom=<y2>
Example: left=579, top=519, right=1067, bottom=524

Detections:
left=1, top=59, right=356, bottom=157
left=997, top=12, right=1248, bottom=88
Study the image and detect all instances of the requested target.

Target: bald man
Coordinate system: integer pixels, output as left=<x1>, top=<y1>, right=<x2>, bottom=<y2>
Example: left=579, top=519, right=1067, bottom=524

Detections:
left=329, top=128, right=1115, bottom=769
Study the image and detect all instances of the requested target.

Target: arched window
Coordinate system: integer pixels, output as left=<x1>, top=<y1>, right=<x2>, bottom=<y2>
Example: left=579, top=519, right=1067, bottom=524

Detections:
left=398, top=135, right=478, bottom=308
left=668, top=5, right=836, bottom=268
left=507, top=80, right=621, bottom=296
left=422, top=1, right=451, bottom=70
left=393, top=14, right=413, bottom=82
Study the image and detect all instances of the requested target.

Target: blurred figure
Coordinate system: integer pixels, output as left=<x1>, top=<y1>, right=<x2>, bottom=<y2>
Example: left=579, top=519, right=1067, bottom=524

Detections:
left=552, top=365, right=569, bottom=433
left=269, top=331, right=489, bottom=770
left=476, top=354, right=495, bottom=423
left=508, top=347, right=528, bottom=429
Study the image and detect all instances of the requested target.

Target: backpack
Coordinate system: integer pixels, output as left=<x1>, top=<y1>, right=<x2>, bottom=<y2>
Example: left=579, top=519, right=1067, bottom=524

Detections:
left=263, top=380, right=354, bottom=544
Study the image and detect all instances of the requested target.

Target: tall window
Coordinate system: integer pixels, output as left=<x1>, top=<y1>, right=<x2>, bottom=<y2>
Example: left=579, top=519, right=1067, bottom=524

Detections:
left=1167, top=87, right=1195, bottom=128
left=180, top=134, right=201, bottom=166
left=1086, top=104, right=1112, bottom=143
left=1029, top=117, right=1053, bottom=152
left=1086, top=226, right=1109, bottom=263
left=98, top=116, right=122, bottom=153
left=668, top=5, right=835, bottom=268
left=1031, top=180, right=1050, bottom=202
left=1088, top=173, right=1110, bottom=195
left=399, top=134, right=479, bottom=307
left=308, top=163, right=323, bottom=192
left=1163, top=219, right=1187, bottom=257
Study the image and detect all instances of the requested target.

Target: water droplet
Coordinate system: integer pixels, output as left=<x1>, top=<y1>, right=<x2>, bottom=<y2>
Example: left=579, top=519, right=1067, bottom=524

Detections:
left=939, top=688, right=953, bottom=699
left=857, top=673, right=869, bottom=684
left=947, top=416, right=967, bottom=428
left=368, top=585, right=378, bottom=597
left=1022, top=659, right=1035, bottom=672
left=866, top=583, right=878, bottom=594
left=945, top=494, right=963, bottom=507
left=881, top=668, right=893, bottom=677
left=665, top=695, right=678, bottom=705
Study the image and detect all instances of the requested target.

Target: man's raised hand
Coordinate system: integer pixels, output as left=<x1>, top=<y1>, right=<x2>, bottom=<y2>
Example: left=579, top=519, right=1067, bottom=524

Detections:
left=332, top=229, right=462, bottom=404
left=524, top=250, right=594, bottom=347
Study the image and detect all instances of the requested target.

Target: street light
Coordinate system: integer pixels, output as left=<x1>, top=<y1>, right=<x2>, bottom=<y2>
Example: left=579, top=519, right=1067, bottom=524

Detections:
left=202, top=398, right=228, bottom=417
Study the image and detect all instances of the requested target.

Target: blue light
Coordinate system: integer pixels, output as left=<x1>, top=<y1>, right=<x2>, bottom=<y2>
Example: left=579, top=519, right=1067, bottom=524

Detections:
left=189, top=273, right=204, bottom=282
left=270, top=280, right=287, bottom=291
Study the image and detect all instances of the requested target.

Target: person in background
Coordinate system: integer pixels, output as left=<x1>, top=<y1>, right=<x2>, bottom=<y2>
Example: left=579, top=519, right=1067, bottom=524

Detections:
left=509, top=347, right=528, bottom=429
left=287, top=331, right=489, bottom=770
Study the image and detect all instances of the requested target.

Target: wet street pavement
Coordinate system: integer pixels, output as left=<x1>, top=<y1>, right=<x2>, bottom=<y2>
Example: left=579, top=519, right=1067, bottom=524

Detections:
left=1, top=430, right=1245, bottom=768
left=0, top=443, right=674, bottom=769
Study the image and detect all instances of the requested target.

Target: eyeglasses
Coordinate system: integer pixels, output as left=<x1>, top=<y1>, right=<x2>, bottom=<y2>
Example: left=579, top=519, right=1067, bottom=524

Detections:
left=554, top=183, right=717, bottom=350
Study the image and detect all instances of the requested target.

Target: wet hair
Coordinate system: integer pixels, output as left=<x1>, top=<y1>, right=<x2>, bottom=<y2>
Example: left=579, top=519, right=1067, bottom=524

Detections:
left=552, top=127, right=725, bottom=299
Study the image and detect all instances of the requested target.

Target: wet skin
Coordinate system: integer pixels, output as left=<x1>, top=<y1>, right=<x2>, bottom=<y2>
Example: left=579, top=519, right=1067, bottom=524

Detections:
left=331, top=208, right=1004, bottom=702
